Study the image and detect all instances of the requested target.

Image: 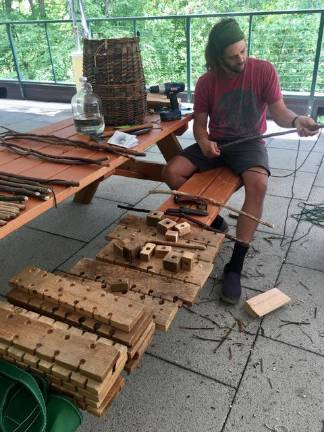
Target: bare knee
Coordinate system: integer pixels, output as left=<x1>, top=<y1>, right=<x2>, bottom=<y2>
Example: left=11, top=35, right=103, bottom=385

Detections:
left=162, top=156, right=197, bottom=189
left=242, top=169, right=268, bottom=204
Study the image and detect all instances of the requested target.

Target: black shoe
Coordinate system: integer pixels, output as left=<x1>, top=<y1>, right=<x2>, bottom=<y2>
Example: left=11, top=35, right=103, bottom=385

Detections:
left=210, top=215, right=228, bottom=233
left=220, top=264, right=241, bottom=305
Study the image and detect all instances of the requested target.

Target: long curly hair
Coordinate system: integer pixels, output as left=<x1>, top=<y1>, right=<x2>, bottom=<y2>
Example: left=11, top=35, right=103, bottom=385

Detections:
left=205, top=18, right=244, bottom=70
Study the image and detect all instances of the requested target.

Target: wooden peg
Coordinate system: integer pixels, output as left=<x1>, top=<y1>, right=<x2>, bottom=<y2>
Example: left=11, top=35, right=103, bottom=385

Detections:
left=181, top=251, right=195, bottom=271
left=175, top=221, right=191, bottom=237
left=163, top=251, right=182, bottom=273
left=146, top=211, right=164, bottom=226
left=157, top=218, right=177, bottom=234
left=140, top=243, right=156, bottom=261
left=155, top=245, right=172, bottom=258
left=165, top=230, right=178, bottom=242
left=110, top=279, right=130, bottom=293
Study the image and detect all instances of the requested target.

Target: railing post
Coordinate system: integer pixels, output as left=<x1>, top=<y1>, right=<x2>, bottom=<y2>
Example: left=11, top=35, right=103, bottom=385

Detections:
left=132, top=19, right=137, bottom=36
left=247, top=14, right=253, bottom=55
left=44, top=22, right=57, bottom=83
left=5, top=23, right=25, bottom=98
left=185, top=16, right=192, bottom=102
left=309, top=11, right=324, bottom=117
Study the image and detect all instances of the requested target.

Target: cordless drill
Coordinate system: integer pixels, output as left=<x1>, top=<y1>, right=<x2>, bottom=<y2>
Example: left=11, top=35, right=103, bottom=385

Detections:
left=147, top=82, right=185, bottom=121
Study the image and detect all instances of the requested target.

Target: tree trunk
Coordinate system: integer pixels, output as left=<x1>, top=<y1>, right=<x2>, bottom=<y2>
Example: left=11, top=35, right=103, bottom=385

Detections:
left=104, top=0, right=109, bottom=15
left=38, top=0, right=46, bottom=17
left=27, top=0, right=35, bottom=16
left=4, top=0, right=13, bottom=13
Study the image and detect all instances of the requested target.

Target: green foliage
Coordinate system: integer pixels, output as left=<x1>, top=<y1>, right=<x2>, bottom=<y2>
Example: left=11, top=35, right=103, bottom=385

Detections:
left=0, top=0, right=323, bottom=94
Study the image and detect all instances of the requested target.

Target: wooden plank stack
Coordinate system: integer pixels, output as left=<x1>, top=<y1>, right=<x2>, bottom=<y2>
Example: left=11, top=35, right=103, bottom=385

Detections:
left=4, top=214, right=223, bottom=417
left=0, top=301, right=126, bottom=416
left=8, top=266, right=155, bottom=374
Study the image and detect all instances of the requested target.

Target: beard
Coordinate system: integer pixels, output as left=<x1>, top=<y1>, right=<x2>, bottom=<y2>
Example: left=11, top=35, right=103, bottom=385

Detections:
left=222, top=59, right=246, bottom=74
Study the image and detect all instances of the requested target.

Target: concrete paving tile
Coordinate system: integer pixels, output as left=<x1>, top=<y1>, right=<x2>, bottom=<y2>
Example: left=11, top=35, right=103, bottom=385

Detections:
left=268, top=168, right=315, bottom=200
left=27, top=197, right=125, bottom=242
left=0, top=227, right=83, bottom=294
left=222, top=190, right=300, bottom=236
left=266, top=135, right=324, bottom=152
left=96, top=175, right=161, bottom=204
left=138, top=152, right=166, bottom=163
left=286, top=219, right=324, bottom=271
left=78, top=354, right=234, bottom=432
left=211, top=231, right=287, bottom=291
left=314, top=158, right=324, bottom=187
left=262, top=264, right=324, bottom=355
left=307, top=185, right=324, bottom=202
left=223, top=337, right=324, bottom=432
left=57, top=226, right=116, bottom=272
left=268, top=147, right=322, bottom=172
left=148, top=281, right=256, bottom=388
left=135, top=187, right=170, bottom=210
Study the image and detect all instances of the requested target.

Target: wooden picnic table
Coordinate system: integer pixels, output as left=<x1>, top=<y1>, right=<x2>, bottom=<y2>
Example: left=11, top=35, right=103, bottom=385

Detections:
left=0, top=113, right=193, bottom=239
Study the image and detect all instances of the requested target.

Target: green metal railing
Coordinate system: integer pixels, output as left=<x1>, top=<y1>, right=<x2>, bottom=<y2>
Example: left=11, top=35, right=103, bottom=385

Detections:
left=0, top=8, right=323, bottom=109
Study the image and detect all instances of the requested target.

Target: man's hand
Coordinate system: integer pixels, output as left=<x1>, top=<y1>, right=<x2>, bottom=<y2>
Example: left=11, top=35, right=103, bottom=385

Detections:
left=295, top=116, right=319, bottom=137
left=199, top=140, right=220, bottom=159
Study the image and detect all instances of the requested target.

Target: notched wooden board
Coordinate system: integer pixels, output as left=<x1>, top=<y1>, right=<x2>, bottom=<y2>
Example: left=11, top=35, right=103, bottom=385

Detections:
left=70, top=257, right=201, bottom=306
left=97, top=241, right=213, bottom=289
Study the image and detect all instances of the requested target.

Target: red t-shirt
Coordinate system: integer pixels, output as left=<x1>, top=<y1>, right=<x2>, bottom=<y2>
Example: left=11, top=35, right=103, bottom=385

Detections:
left=193, top=58, right=282, bottom=140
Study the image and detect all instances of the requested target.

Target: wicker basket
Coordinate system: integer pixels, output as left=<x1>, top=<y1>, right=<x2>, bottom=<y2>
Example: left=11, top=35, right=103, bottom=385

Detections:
left=83, top=37, right=146, bottom=125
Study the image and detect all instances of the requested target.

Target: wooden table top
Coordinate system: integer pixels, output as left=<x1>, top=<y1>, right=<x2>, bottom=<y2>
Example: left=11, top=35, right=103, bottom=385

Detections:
left=0, top=114, right=192, bottom=239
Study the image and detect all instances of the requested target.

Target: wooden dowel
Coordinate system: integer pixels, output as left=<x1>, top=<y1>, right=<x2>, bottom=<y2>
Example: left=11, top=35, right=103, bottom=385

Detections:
left=0, top=201, right=25, bottom=210
left=149, top=189, right=274, bottom=229
left=152, top=239, right=206, bottom=250
left=0, top=171, right=79, bottom=188
left=0, top=179, right=50, bottom=194
left=0, top=206, right=19, bottom=216
left=0, top=195, right=28, bottom=202
left=0, top=212, right=15, bottom=220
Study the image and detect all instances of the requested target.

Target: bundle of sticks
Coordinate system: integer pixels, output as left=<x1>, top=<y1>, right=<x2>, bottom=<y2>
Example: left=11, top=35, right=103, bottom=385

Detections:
left=0, top=200, right=25, bottom=226
left=0, top=172, right=81, bottom=226
left=0, top=125, right=146, bottom=162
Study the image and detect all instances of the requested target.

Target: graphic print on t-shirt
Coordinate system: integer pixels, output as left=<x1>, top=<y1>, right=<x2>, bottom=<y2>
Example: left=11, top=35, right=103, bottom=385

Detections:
left=216, top=88, right=260, bottom=136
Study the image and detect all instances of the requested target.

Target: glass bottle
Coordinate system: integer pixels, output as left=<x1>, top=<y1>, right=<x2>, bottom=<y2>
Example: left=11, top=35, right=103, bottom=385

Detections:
left=71, top=76, right=105, bottom=135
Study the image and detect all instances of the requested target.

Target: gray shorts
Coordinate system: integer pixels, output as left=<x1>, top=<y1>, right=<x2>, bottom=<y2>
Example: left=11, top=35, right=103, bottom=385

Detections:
left=181, top=139, right=270, bottom=176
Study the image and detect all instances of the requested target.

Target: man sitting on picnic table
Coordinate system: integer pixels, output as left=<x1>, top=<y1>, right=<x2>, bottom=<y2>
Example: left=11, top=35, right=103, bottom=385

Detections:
left=162, top=18, right=318, bottom=304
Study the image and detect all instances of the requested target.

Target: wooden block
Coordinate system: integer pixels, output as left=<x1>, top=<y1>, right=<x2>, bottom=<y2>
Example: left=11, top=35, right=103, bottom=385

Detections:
left=245, top=288, right=291, bottom=318
left=174, top=222, right=191, bottom=237
left=181, top=252, right=195, bottom=271
left=110, top=279, right=129, bottom=293
left=140, top=243, right=156, bottom=261
left=155, top=245, right=172, bottom=258
left=113, top=239, right=129, bottom=256
left=123, top=240, right=142, bottom=262
left=146, top=211, right=164, bottom=226
left=165, top=230, right=178, bottom=243
left=157, top=218, right=177, bottom=234
left=163, top=252, right=182, bottom=273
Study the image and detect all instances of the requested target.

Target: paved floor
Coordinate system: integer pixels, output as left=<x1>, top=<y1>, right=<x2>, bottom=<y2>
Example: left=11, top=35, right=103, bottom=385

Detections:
left=1, top=99, right=324, bottom=432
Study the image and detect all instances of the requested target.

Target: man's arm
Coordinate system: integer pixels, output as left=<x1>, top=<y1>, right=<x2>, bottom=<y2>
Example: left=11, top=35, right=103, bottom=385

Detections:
left=193, top=112, right=220, bottom=158
left=268, top=99, right=318, bottom=137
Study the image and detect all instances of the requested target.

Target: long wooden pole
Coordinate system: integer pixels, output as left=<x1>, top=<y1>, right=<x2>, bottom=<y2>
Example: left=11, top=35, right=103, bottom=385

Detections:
left=149, top=189, right=274, bottom=229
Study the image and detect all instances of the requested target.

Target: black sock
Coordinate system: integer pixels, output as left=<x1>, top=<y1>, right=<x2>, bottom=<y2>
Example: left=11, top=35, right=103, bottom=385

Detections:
left=225, top=241, right=249, bottom=274
left=211, top=215, right=224, bottom=229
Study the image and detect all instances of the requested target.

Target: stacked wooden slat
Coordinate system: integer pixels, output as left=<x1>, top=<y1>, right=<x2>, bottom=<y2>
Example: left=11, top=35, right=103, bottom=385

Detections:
left=56, top=269, right=179, bottom=331
left=8, top=266, right=155, bottom=373
left=0, top=301, right=127, bottom=416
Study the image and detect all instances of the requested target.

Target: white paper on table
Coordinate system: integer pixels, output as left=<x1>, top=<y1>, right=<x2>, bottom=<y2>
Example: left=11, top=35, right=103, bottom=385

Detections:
left=107, top=131, right=138, bottom=148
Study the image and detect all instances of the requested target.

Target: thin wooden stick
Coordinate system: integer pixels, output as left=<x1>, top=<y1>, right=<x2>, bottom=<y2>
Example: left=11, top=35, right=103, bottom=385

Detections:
left=150, top=189, right=274, bottom=229
left=151, top=239, right=206, bottom=250
left=0, top=195, right=27, bottom=202
left=0, top=201, right=25, bottom=210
